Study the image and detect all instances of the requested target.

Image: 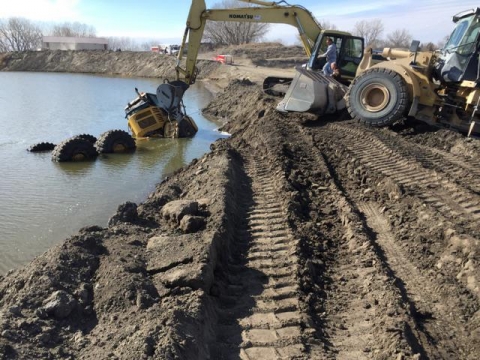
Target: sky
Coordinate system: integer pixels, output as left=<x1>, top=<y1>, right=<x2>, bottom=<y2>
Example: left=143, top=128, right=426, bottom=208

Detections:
left=1, top=0, right=479, bottom=45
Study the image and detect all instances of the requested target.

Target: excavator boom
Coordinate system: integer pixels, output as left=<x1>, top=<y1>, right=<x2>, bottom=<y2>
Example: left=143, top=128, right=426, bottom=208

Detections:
left=176, top=0, right=323, bottom=85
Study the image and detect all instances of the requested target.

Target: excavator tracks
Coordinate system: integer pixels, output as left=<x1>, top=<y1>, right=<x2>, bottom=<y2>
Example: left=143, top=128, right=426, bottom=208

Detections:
left=209, top=153, right=319, bottom=359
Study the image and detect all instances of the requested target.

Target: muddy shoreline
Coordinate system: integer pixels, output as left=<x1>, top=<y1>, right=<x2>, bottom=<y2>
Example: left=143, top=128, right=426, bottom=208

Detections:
left=1, top=49, right=480, bottom=359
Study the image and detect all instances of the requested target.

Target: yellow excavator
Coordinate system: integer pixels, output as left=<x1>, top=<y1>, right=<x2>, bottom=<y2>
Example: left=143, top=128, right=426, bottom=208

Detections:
left=175, top=0, right=366, bottom=116
left=176, top=1, right=480, bottom=137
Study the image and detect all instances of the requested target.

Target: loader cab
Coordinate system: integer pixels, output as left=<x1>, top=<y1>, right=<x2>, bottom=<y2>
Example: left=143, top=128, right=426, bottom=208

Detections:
left=307, top=31, right=364, bottom=82
left=434, top=8, right=480, bottom=83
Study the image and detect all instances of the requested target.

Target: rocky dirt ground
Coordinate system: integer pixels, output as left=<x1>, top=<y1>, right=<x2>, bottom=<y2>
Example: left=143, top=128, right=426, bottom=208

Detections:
left=1, top=47, right=480, bottom=359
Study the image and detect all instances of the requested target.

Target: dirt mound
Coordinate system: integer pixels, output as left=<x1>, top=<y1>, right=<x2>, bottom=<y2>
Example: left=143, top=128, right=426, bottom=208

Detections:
left=215, top=42, right=308, bottom=68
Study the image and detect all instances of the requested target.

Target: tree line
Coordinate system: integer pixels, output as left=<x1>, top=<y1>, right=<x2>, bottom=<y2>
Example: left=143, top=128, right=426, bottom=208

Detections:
left=203, top=0, right=446, bottom=50
left=0, top=18, right=163, bottom=52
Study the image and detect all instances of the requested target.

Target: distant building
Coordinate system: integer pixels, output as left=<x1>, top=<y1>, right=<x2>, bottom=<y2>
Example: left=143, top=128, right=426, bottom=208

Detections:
left=42, top=36, right=108, bottom=51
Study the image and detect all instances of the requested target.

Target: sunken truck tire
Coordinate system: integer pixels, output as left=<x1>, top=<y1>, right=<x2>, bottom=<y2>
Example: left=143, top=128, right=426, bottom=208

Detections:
left=77, top=134, right=97, bottom=144
left=51, top=136, right=98, bottom=162
left=346, top=68, right=408, bottom=127
left=95, top=129, right=136, bottom=154
left=177, top=116, right=198, bottom=138
left=28, top=142, right=56, bottom=152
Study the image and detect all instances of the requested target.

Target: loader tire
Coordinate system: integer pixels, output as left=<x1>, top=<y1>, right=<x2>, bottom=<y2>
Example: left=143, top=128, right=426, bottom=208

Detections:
left=28, top=142, right=56, bottom=152
left=178, top=116, right=198, bottom=138
left=346, top=68, right=408, bottom=127
left=77, top=134, right=97, bottom=144
left=95, top=130, right=136, bottom=153
left=51, top=136, right=98, bottom=162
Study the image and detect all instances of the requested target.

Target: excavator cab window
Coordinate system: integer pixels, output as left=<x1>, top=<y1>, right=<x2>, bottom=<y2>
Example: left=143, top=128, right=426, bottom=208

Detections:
left=308, top=33, right=364, bottom=81
left=338, top=37, right=364, bottom=78
left=309, top=35, right=341, bottom=71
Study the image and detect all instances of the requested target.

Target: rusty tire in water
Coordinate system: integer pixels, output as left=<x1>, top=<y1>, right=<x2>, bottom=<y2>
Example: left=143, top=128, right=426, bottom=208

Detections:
left=28, top=142, right=56, bottom=152
left=77, top=134, right=97, bottom=144
left=346, top=68, right=408, bottom=127
left=51, top=136, right=98, bottom=162
left=95, top=130, right=136, bottom=153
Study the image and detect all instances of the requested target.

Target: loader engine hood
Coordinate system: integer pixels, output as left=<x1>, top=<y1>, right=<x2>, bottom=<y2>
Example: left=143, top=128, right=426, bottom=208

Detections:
left=434, top=8, right=480, bottom=83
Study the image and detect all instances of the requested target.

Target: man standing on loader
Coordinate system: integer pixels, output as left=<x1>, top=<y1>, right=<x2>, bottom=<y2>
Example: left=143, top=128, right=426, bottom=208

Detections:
left=321, top=37, right=337, bottom=76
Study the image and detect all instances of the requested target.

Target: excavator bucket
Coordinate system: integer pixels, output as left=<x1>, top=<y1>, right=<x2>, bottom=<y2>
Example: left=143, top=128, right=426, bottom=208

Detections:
left=156, top=80, right=190, bottom=123
left=275, top=66, right=348, bottom=115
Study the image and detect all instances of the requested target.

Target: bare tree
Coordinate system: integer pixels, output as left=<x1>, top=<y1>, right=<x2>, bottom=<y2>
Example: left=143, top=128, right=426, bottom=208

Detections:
left=352, top=19, right=384, bottom=47
left=385, top=29, right=413, bottom=49
left=49, top=22, right=96, bottom=37
left=204, top=0, right=270, bottom=46
left=0, top=17, right=42, bottom=51
left=318, top=20, right=337, bottom=31
left=423, top=42, right=438, bottom=51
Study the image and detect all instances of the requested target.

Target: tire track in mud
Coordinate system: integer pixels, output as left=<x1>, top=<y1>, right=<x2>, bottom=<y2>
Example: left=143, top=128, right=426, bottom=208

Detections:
left=294, top=125, right=425, bottom=358
left=304, top=123, right=480, bottom=358
left=209, top=154, right=319, bottom=359
left=327, top=123, right=480, bottom=224
left=358, top=201, right=473, bottom=359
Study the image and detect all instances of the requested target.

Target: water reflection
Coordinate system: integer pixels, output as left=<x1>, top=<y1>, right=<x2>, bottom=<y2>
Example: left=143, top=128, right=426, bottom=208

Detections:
left=52, top=160, right=97, bottom=177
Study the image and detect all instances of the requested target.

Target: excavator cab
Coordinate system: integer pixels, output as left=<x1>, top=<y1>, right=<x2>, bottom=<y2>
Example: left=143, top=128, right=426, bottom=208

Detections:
left=275, top=31, right=364, bottom=114
left=307, top=31, right=365, bottom=82
left=434, top=8, right=480, bottom=83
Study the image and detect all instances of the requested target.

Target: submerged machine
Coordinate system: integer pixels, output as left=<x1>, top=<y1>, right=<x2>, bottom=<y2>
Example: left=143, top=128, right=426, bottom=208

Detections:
left=124, top=81, right=198, bottom=139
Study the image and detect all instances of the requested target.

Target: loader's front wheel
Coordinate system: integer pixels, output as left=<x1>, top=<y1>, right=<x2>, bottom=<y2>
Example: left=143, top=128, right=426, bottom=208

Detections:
left=95, top=130, right=136, bottom=153
left=51, top=137, right=98, bottom=162
left=346, top=68, right=408, bottom=127
left=178, top=116, right=198, bottom=138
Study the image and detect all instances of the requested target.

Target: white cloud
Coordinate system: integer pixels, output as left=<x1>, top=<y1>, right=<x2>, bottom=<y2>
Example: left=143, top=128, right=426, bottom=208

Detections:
left=2, top=0, right=80, bottom=22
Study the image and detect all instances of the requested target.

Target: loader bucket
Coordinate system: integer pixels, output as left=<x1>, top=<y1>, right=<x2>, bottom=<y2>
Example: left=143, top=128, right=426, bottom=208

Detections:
left=275, top=66, right=348, bottom=115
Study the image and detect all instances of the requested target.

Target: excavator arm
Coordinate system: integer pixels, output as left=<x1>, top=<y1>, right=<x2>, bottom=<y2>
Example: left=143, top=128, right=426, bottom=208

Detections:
left=175, top=0, right=323, bottom=85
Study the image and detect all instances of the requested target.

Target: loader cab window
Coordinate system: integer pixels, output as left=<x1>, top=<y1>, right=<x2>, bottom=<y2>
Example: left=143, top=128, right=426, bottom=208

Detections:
left=444, top=15, right=480, bottom=55
left=438, top=14, right=480, bottom=83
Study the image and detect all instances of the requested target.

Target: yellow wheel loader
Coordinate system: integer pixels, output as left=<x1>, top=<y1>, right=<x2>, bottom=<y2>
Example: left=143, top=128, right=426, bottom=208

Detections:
left=344, top=8, right=480, bottom=136
left=124, top=83, right=198, bottom=139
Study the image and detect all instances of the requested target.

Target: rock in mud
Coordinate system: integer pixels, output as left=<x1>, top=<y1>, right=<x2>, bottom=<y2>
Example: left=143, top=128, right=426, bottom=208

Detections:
left=107, top=201, right=138, bottom=226
left=42, top=290, right=77, bottom=319
left=161, top=200, right=199, bottom=224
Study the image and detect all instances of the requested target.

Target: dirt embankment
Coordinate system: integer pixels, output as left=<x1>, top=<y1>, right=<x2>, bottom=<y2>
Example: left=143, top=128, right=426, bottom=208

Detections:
left=0, top=43, right=306, bottom=78
left=1, top=46, right=480, bottom=359
left=0, top=50, right=219, bottom=79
